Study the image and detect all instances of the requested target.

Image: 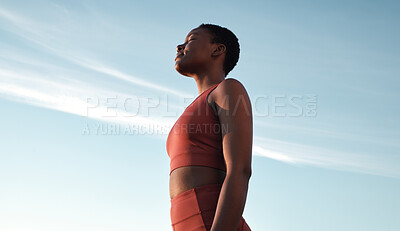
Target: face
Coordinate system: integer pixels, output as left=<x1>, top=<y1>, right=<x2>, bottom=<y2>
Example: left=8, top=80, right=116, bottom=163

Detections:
left=174, top=27, right=215, bottom=76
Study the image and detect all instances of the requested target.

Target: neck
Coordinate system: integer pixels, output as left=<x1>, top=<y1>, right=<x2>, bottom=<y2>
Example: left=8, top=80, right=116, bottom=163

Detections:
left=192, top=70, right=226, bottom=95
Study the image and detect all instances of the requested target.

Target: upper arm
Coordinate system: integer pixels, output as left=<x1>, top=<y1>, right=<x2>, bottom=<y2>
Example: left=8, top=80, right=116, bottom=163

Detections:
left=214, top=78, right=253, bottom=176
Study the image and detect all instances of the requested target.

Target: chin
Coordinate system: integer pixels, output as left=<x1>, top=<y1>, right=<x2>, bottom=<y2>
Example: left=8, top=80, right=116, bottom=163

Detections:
left=175, top=67, right=192, bottom=77
left=175, top=69, right=190, bottom=77
left=175, top=63, right=188, bottom=76
left=175, top=58, right=200, bottom=77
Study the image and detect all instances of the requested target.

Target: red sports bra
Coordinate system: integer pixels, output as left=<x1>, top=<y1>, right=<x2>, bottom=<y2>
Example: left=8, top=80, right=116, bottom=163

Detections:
left=166, top=82, right=226, bottom=175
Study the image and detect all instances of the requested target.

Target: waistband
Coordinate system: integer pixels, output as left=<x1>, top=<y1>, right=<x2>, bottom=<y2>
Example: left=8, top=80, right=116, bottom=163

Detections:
left=171, top=183, right=223, bottom=203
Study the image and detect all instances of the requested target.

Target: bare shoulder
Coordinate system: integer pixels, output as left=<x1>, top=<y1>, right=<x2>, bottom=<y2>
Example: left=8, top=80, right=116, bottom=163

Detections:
left=208, top=78, right=251, bottom=110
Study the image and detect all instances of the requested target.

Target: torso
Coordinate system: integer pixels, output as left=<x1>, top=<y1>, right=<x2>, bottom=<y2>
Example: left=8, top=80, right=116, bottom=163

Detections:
left=169, top=88, right=225, bottom=199
left=169, top=166, right=226, bottom=199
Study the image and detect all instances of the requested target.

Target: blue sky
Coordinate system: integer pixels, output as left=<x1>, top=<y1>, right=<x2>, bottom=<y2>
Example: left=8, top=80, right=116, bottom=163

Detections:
left=0, top=0, right=399, bottom=230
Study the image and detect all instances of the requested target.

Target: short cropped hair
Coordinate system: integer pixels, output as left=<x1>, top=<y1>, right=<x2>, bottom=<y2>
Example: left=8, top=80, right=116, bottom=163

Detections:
left=197, top=23, right=240, bottom=77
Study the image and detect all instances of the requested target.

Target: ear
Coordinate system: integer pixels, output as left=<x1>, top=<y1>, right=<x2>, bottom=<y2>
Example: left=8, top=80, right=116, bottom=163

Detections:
left=211, top=44, right=226, bottom=57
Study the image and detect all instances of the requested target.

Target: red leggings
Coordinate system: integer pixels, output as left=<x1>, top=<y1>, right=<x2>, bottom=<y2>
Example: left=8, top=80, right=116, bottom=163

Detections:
left=170, top=183, right=251, bottom=231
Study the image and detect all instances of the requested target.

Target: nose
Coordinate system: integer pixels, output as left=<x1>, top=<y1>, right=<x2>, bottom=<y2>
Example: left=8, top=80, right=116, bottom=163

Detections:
left=176, top=44, right=184, bottom=53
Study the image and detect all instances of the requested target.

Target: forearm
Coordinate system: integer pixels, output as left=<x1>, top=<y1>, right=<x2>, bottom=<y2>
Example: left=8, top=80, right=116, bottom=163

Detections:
left=210, top=172, right=251, bottom=231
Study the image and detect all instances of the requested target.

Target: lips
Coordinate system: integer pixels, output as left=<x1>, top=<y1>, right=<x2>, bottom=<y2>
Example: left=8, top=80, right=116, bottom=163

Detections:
left=175, top=54, right=183, bottom=61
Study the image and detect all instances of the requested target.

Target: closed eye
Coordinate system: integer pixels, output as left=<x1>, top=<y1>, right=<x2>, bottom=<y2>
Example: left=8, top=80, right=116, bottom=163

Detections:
left=186, top=38, right=196, bottom=43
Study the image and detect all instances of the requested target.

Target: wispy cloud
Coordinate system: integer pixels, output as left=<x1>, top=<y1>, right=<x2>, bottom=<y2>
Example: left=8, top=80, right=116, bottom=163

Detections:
left=253, top=136, right=400, bottom=178
left=0, top=68, right=173, bottom=130
left=0, top=5, right=398, bottom=179
left=254, top=120, right=400, bottom=149
left=0, top=6, right=190, bottom=99
left=0, top=5, right=192, bottom=134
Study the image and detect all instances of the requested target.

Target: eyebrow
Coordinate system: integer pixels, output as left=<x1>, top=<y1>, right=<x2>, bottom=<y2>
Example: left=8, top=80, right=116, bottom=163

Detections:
left=185, top=32, right=199, bottom=41
left=187, top=32, right=199, bottom=37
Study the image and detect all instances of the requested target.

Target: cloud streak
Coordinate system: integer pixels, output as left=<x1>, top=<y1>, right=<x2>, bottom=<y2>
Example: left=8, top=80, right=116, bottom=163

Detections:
left=0, top=5, right=398, bottom=179
left=0, top=68, right=173, bottom=131
left=253, top=136, right=400, bottom=178
left=0, top=6, right=191, bottom=99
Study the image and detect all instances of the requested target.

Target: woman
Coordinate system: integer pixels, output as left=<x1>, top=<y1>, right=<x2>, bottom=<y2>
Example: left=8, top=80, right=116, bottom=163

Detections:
left=167, top=23, right=252, bottom=231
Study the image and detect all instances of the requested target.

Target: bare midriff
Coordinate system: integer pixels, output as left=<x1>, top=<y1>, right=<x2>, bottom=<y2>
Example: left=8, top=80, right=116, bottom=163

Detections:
left=169, top=166, right=227, bottom=199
